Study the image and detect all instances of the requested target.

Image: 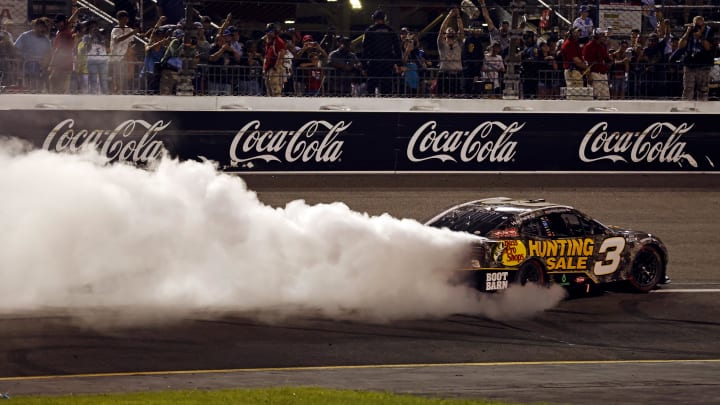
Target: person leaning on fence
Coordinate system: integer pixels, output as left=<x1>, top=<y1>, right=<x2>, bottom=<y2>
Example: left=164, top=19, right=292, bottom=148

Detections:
left=327, top=36, right=364, bottom=96
left=482, top=41, right=505, bottom=96
left=13, top=18, right=51, bottom=93
left=296, top=35, right=328, bottom=95
left=238, top=39, right=263, bottom=95
left=678, top=15, right=715, bottom=101
left=560, top=27, right=588, bottom=89
left=582, top=28, right=612, bottom=100
left=263, top=23, right=286, bottom=97
left=608, top=40, right=630, bottom=99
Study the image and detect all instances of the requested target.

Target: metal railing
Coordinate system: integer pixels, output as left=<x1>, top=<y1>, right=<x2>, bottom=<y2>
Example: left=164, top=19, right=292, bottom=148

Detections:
left=1, top=57, right=718, bottom=100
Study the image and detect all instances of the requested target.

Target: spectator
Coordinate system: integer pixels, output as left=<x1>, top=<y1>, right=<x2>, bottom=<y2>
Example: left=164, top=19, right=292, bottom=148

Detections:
left=48, top=12, right=79, bottom=93
left=397, top=28, right=428, bottom=96
left=327, top=36, right=364, bottom=96
left=0, top=30, right=17, bottom=83
left=638, top=31, right=669, bottom=98
left=14, top=18, right=51, bottom=93
left=140, top=20, right=171, bottom=94
left=362, top=9, right=402, bottom=96
left=115, top=0, right=139, bottom=28
left=110, top=10, right=139, bottom=94
left=297, top=52, right=324, bottom=96
left=158, top=29, right=184, bottom=95
left=573, top=5, right=594, bottom=45
left=520, top=30, right=539, bottom=99
left=462, top=22, right=485, bottom=95
left=678, top=15, right=715, bottom=100
left=582, top=28, right=612, bottom=100
left=295, top=35, right=328, bottom=94
left=157, top=0, right=185, bottom=26
left=0, top=19, right=14, bottom=44
left=207, top=29, right=240, bottom=95
left=436, top=8, right=465, bottom=96
left=482, top=41, right=505, bottom=96
left=280, top=32, right=299, bottom=95
left=238, top=39, right=262, bottom=95
left=479, top=0, right=509, bottom=57
left=641, top=0, right=658, bottom=33
left=626, top=28, right=643, bottom=98
left=560, top=28, right=588, bottom=90
left=263, top=23, right=286, bottom=97
left=666, top=36, right=683, bottom=98
left=536, top=41, right=559, bottom=99
left=608, top=40, right=630, bottom=99
left=82, top=21, right=110, bottom=94
left=198, top=16, right=216, bottom=44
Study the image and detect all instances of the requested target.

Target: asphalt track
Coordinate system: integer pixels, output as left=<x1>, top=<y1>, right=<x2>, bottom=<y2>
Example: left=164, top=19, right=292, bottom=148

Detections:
left=2, top=174, right=720, bottom=404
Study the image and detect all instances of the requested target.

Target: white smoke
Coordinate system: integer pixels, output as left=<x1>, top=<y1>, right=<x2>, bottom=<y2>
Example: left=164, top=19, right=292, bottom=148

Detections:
left=0, top=142, right=565, bottom=327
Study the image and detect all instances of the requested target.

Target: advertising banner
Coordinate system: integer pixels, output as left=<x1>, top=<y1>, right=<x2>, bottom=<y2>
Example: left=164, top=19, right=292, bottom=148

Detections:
left=0, top=110, right=717, bottom=173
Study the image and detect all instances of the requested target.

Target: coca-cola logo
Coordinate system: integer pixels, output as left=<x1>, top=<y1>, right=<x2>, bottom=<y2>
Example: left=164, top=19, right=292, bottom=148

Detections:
left=43, top=119, right=168, bottom=163
left=579, top=122, right=698, bottom=167
left=407, top=120, right=522, bottom=163
left=229, top=120, right=348, bottom=166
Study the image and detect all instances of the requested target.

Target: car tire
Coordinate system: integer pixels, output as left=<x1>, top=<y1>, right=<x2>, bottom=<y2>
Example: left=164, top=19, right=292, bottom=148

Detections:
left=628, top=246, right=663, bottom=293
left=517, top=260, right=546, bottom=286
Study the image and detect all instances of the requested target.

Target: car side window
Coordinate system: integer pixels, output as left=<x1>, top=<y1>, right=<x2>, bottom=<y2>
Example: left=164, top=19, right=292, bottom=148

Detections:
left=520, top=218, right=544, bottom=237
left=543, top=213, right=573, bottom=237
left=577, top=215, right=604, bottom=236
left=560, top=213, right=586, bottom=237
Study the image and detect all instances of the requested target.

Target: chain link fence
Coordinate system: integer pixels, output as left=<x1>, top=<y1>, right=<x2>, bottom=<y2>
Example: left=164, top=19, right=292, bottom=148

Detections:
left=1, top=0, right=719, bottom=99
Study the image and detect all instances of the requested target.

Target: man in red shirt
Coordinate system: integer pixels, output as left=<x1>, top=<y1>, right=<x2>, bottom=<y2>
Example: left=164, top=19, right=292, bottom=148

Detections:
left=560, top=27, right=587, bottom=89
left=582, top=28, right=612, bottom=99
left=263, top=23, right=286, bottom=97
left=48, top=8, right=84, bottom=93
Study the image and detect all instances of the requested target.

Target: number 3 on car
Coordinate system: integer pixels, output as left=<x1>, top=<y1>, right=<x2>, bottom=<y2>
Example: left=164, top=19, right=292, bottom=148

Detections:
left=593, top=237, right=626, bottom=276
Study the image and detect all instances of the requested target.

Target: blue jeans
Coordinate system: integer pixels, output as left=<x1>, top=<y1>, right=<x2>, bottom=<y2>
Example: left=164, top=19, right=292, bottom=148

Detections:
left=87, top=59, right=109, bottom=94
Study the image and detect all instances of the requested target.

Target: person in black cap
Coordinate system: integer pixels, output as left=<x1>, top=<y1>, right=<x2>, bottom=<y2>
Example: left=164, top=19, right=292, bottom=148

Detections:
left=48, top=7, right=85, bottom=93
left=328, top=36, right=364, bottom=96
left=362, top=9, right=402, bottom=96
left=263, top=22, right=286, bottom=96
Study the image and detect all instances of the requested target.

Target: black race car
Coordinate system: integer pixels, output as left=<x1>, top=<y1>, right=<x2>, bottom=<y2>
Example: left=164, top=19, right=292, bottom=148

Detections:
left=426, top=197, right=669, bottom=293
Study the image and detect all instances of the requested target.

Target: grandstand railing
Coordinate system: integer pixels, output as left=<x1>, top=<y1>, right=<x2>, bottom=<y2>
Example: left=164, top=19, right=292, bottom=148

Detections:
left=1, top=57, right=718, bottom=100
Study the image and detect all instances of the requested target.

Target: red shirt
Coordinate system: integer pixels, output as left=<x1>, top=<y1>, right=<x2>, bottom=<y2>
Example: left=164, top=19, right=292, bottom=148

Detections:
left=51, top=26, right=75, bottom=71
left=582, top=39, right=611, bottom=74
left=560, top=37, right=582, bottom=70
left=263, top=36, right=286, bottom=72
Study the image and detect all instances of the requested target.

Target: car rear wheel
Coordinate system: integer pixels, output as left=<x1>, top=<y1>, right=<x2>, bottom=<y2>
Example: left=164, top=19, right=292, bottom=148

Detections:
left=518, top=260, right=546, bottom=286
left=629, top=246, right=663, bottom=293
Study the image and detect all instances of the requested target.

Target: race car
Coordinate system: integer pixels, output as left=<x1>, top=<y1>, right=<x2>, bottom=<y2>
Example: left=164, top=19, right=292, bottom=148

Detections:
left=426, top=197, right=669, bottom=293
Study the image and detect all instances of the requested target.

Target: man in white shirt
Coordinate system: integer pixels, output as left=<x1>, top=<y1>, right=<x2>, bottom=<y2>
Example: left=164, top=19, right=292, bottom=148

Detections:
left=110, top=10, right=138, bottom=93
left=573, top=5, right=594, bottom=45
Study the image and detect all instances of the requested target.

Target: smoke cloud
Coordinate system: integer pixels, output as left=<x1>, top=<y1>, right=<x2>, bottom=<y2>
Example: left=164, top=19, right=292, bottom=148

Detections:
left=0, top=142, right=564, bottom=327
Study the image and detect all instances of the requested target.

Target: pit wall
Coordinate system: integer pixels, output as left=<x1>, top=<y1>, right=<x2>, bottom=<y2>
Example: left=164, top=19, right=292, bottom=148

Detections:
left=0, top=95, right=718, bottom=173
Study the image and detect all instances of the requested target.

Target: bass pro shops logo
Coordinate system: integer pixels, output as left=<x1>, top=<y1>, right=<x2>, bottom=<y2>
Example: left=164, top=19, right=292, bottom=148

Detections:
left=43, top=119, right=168, bottom=163
left=579, top=122, right=699, bottom=167
left=407, top=120, right=522, bottom=163
left=229, top=120, right=348, bottom=167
